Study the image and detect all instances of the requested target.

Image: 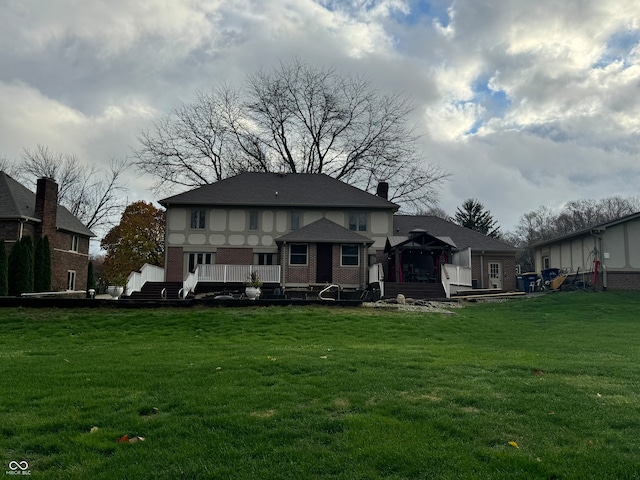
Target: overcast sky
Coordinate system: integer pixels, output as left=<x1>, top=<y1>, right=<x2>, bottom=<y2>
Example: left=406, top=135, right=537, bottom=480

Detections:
left=1, top=0, right=638, bottom=233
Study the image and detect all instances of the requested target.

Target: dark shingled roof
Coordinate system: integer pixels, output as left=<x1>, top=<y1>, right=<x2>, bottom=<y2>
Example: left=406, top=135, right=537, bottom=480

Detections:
left=276, top=218, right=373, bottom=244
left=393, top=215, right=516, bottom=252
left=159, top=172, right=399, bottom=210
left=0, top=171, right=95, bottom=237
left=530, top=211, right=640, bottom=248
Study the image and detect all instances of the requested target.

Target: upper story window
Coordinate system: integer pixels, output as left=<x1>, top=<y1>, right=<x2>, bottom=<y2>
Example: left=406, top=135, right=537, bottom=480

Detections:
left=291, top=211, right=300, bottom=231
left=190, top=209, right=206, bottom=229
left=249, top=210, right=259, bottom=231
left=70, top=235, right=79, bottom=252
left=341, top=244, right=359, bottom=266
left=348, top=213, right=367, bottom=232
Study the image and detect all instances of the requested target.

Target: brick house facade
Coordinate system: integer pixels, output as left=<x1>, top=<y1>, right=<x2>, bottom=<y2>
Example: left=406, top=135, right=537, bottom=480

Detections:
left=0, top=172, right=95, bottom=292
left=158, top=173, right=518, bottom=297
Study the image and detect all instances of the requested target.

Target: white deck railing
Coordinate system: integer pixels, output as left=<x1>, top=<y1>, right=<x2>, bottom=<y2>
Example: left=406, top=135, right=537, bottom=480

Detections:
left=441, top=264, right=473, bottom=299
left=126, top=264, right=165, bottom=295
left=197, top=264, right=281, bottom=284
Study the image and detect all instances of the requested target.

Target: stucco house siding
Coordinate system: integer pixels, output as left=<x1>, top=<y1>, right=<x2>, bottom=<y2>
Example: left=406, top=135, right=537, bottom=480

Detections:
left=532, top=213, right=640, bottom=291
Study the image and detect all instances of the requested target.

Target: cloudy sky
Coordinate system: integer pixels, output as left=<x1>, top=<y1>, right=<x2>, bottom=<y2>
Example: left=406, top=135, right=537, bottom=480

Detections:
left=1, top=0, right=639, bottom=234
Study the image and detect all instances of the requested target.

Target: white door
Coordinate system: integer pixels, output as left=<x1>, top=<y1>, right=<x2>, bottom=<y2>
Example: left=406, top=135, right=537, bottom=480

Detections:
left=489, top=261, right=502, bottom=289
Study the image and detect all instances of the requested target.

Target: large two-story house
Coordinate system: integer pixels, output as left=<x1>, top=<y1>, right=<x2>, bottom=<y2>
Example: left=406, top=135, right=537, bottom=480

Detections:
left=0, top=172, right=95, bottom=292
left=159, top=172, right=397, bottom=293
left=157, top=172, right=517, bottom=299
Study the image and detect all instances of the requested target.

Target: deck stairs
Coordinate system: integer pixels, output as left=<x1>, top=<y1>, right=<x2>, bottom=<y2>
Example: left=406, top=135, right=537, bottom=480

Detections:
left=124, top=282, right=183, bottom=300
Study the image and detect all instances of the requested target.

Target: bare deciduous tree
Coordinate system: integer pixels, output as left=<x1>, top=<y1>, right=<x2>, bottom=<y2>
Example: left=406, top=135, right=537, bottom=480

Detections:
left=509, top=196, right=640, bottom=271
left=21, top=145, right=129, bottom=232
left=132, top=57, right=448, bottom=210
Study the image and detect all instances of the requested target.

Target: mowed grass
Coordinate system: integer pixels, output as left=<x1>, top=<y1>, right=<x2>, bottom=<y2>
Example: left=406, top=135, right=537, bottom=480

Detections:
left=1, top=292, right=640, bottom=479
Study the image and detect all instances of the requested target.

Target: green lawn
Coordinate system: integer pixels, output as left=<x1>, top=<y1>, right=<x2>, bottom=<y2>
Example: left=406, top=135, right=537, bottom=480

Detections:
left=1, top=292, right=640, bottom=479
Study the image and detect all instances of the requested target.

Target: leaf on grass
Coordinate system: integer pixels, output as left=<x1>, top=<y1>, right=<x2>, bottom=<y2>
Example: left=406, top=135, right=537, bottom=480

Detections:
left=117, top=434, right=146, bottom=444
left=532, top=369, right=543, bottom=376
left=508, top=441, right=519, bottom=449
left=320, top=356, right=328, bottom=359
left=90, top=426, right=99, bottom=434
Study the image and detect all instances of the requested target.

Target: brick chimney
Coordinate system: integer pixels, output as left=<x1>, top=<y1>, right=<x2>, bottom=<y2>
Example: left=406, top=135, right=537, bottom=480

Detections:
left=35, top=177, right=58, bottom=240
left=376, top=181, right=389, bottom=200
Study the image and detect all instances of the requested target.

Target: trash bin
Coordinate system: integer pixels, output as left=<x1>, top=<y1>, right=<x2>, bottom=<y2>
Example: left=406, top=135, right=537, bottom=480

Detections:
left=516, top=276, right=524, bottom=292
left=541, top=268, right=560, bottom=285
left=520, top=273, right=539, bottom=293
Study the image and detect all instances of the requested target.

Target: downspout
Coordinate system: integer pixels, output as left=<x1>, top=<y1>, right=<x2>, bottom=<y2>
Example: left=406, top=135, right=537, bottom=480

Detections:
left=590, top=230, right=606, bottom=291
left=281, top=242, right=287, bottom=289
left=362, top=243, right=367, bottom=287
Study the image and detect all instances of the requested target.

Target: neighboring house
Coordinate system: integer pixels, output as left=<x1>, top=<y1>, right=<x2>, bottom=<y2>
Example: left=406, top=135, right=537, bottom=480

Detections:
left=530, top=212, right=640, bottom=291
left=390, top=216, right=518, bottom=294
left=0, top=172, right=95, bottom=292
left=158, top=172, right=518, bottom=298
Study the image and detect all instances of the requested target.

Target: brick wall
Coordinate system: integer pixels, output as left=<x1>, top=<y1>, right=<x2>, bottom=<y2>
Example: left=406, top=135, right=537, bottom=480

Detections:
left=605, top=272, right=640, bottom=291
left=332, top=244, right=364, bottom=286
left=471, top=254, right=517, bottom=290
left=50, top=249, right=89, bottom=291
left=283, top=243, right=365, bottom=286
left=165, top=246, right=184, bottom=282
left=0, top=222, right=20, bottom=244
left=216, top=248, right=253, bottom=265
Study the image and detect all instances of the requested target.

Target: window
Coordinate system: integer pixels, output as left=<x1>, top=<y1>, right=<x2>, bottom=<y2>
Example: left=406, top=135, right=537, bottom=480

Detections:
left=67, top=270, right=76, bottom=291
left=190, top=209, right=206, bottom=229
left=291, top=211, right=300, bottom=231
left=249, top=210, right=259, bottom=231
left=543, top=256, right=550, bottom=269
left=290, top=244, right=308, bottom=265
left=70, top=235, right=79, bottom=252
left=255, top=253, right=278, bottom=265
left=341, top=244, right=359, bottom=266
left=188, top=253, right=213, bottom=273
left=348, top=213, right=367, bottom=232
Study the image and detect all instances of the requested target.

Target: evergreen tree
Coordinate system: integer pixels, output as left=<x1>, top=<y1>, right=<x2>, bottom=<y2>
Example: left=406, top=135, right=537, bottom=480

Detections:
left=87, top=261, right=95, bottom=291
left=8, top=240, right=23, bottom=296
left=0, top=240, right=8, bottom=296
left=454, top=198, right=501, bottom=238
left=42, top=236, right=51, bottom=291
left=21, top=236, right=35, bottom=293
left=33, top=238, right=46, bottom=292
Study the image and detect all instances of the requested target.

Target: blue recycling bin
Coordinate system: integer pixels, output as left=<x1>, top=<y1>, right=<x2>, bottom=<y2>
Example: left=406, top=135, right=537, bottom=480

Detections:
left=541, top=268, right=560, bottom=284
left=519, top=273, right=539, bottom=293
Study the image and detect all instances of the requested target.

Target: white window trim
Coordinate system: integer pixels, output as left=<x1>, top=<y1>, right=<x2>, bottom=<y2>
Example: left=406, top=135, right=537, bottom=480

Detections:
left=289, top=244, right=308, bottom=266
left=190, top=209, right=206, bottom=230
left=340, top=244, right=360, bottom=267
left=70, top=235, right=79, bottom=252
left=67, top=270, right=76, bottom=291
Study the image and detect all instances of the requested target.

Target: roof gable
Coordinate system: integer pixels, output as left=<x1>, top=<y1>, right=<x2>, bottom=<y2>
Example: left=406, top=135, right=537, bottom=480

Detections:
left=393, top=215, right=516, bottom=252
left=0, top=171, right=95, bottom=238
left=159, top=172, right=398, bottom=210
left=276, top=218, right=373, bottom=244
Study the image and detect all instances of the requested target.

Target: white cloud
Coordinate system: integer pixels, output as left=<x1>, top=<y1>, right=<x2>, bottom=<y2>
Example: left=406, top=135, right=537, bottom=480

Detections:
left=1, top=0, right=640, bottom=235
